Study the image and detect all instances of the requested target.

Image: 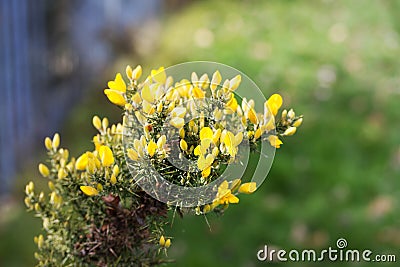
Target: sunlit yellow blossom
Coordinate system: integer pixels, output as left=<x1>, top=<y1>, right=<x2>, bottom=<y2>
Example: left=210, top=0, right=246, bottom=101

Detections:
left=170, top=117, right=184, bottom=128
left=52, top=133, right=60, bottom=150
left=97, top=183, right=103, bottom=192
left=147, top=140, right=157, bottom=157
left=126, top=65, right=133, bottom=79
left=141, top=84, right=155, bottom=103
left=127, top=148, right=139, bottom=161
left=108, top=73, right=126, bottom=93
left=99, top=145, right=114, bottom=167
left=104, top=89, right=126, bottom=106
left=44, top=137, right=52, bottom=150
left=254, top=128, right=262, bottom=140
left=267, top=135, right=283, bottom=148
left=214, top=181, right=239, bottom=205
left=192, top=86, right=205, bottom=98
left=75, top=152, right=89, bottom=170
left=202, top=166, right=212, bottom=178
left=159, top=235, right=166, bottom=246
left=267, top=93, right=283, bottom=116
left=229, top=75, right=241, bottom=91
left=248, top=108, right=258, bottom=124
left=180, top=139, right=188, bottom=151
left=197, top=154, right=214, bottom=171
left=171, top=107, right=187, bottom=118
left=151, top=67, right=166, bottom=84
left=238, top=182, right=257, bottom=194
left=38, top=163, right=50, bottom=177
left=292, top=118, right=303, bottom=127
left=80, top=186, right=99, bottom=196
left=283, top=126, right=297, bottom=136
left=132, top=65, right=142, bottom=80
left=57, top=168, right=67, bottom=180
left=142, top=100, right=155, bottom=114
left=110, top=174, right=117, bottom=185
left=92, top=116, right=102, bottom=130
left=165, top=239, right=171, bottom=248
left=210, top=70, right=221, bottom=90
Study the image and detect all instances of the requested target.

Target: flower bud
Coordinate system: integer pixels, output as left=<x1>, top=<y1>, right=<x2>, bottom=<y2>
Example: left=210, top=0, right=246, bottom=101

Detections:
left=52, top=133, right=60, bottom=150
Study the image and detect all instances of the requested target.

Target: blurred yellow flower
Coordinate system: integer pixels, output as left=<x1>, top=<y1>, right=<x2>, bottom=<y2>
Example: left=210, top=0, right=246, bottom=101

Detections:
left=238, top=182, right=257, bottom=194
left=267, top=135, right=283, bottom=148
left=80, top=186, right=99, bottom=196
left=99, top=145, right=114, bottom=167
left=267, top=93, right=283, bottom=116
left=38, top=163, right=50, bottom=177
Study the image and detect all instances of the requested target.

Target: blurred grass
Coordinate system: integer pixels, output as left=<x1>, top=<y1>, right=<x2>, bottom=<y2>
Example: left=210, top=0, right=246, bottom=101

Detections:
left=2, top=0, right=400, bottom=266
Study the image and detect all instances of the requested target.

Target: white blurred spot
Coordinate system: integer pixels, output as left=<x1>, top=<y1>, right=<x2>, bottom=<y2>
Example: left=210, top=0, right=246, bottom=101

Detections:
left=194, top=28, right=214, bottom=48
left=329, top=23, right=348, bottom=43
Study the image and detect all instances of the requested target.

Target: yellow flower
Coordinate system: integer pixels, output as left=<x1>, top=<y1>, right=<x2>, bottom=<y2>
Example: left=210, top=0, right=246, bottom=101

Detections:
left=104, top=89, right=126, bottom=106
left=214, top=181, right=239, bottom=205
left=210, top=70, right=221, bottom=90
left=92, top=116, right=102, bottom=130
left=159, top=235, right=166, bottom=246
left=57, top=168, right=67, bottom=180
left=110, top=174, right=117, bottom=185
left=141, top=84, right=155, bottom=103
left=38, top=163, right=50, bottom=177
left=226, top=96, right=238, bottom=111
left=44, top=137, right=52, bottom=150
left=180, top=139, right=188, bottom=151
left=126, top=65, right=133, bottom=79
left=170, top=117, right=184, bottom=128
left=254, top=128, right=262, bottom=140
left=202, top=166, right=212, bottom=178
left=229, top=74, right=241, bottom=91
left=151, top=67, right=166, bottom=84
left=75, top=152, right=89, bottom=170
left=80, top=186, right=99, bottom=196
left=267, top=135, right=283, bottom=148
left=108, top=73, right=126, bottom=93
left=192, top=86, right=205, bottom=98
left=266, top=93, right=283, bottom=116
left=165, top=239, right=171, bottom=248
left=248, top=108, right=258, bottom=124
left=292, top=117, right=303, bottom=127
left=127, top=148, right=139, bottom=161
left=283, top=126, right=297, bottom=136
left=52, top=133, right=60, bottom=150
left=238, top=182, right=257, bottom=194
left=147, top=140, right=157, bottom=157
left=132, top=65, right=142, bottom=80
left=99, top=145, right=114, bottom=167
left=197, top=154, right=214, bottom=171
left=171, top=107, right=187, bottom=118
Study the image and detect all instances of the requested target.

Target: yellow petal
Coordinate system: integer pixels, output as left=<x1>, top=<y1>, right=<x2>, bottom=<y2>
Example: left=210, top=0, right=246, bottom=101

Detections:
left=254, top=128, right=262, bottom=140
left=170, top=117, right=184, bottom=128
left=126, top=65, right=133, bottom=79
left=200, top=127, right=213, bottom=141
left=248, top=108, right=259, bottom=124
left=108, top=73, right=126, bottom=93
left=80, top=186, right=99, bottom=196
left=127, top=148, right=139, bottom=161
left=44, top=137, right=52, bottom=150
left=267, top=135, right=283, bottom=148
left=227, top=194, right=239, bottom=204
left=104, top=89, right=126, bottom=106
left=229, top=75, right=241, bottom=91
left=202, top=166, right=212, bottom=177
left=226, top=96, right=238, bottom=112
left=283, top=126, right=297, bottom=136
left=165, top=239, right=171, bottom=248
left=180, top=139, right=188, bottom=151
left=192, top=86, right=205, bottom=98
left=151, top=67, right=166, bottom=84
left=267, top=94, right=283, bottom=116
left=211, top=70, right=222, bottom=90
left=142, top=100, right=155, bottom=114
left=194, top=145, right=202, bottom=156
left=238, top=182, right=257, bottom=194
left=147, top=140, right=157, bottom=157
left=38, top=163, right=50, bottom=177
left=99, top=145, right=114, bottom=167
left=52, top=133, right=60, bottom=150
left=132, top=65, right=142, bottom=80
left=110, top=174, right=117, bottom=185
left=171, top=107, right=187, bottom=118
left=141, top=84, right=155, bottom=103
left=159, top=235, right=166, bottom=246
left=212, top=129, right=221, bottom=144
left=292, top=118, right=303, bottom=127
left=75, top=152, right=89, bottom=170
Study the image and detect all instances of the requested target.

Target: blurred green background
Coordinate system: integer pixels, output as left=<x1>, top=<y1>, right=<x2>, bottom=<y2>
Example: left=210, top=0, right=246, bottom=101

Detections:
left=1, top=0, right=400, bottom=266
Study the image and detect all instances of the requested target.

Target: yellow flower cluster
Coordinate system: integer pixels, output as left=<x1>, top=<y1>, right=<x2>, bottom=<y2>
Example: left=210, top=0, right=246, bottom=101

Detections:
left=103, top=65, right=302, bottom=213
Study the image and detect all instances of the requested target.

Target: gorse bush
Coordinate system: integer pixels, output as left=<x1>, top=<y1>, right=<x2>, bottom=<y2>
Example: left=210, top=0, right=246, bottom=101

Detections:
left=25, top=64, right=302, bottom=266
